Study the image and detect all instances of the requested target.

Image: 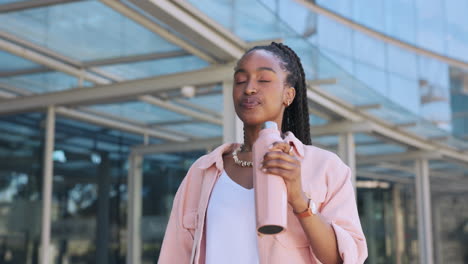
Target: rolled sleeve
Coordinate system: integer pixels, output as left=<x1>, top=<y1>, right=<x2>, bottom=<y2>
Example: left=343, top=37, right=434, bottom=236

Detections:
left=319, top=158, right=368, bottom=264
left=158, top=176, right=193, bottom=264
left=331, top=221, right=366, bottom=263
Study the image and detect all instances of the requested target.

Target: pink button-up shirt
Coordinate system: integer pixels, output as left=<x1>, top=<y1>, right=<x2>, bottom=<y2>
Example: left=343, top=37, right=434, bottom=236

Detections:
left=158, top=133, right=367, bottom=264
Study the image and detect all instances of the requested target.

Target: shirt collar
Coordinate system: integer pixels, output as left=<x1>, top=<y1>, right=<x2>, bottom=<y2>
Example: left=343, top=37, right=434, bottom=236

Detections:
left=196, top=131, right=305, bottom=170
left=283, top=131, right=305, bottom=158
left=197, top=142, right=240, bottom=170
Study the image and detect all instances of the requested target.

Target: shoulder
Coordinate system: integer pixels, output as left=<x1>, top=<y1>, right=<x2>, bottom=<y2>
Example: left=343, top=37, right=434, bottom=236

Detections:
left=303, top=144, right=348, bottom=169
left=182, top=142, right=238, bottom=182
left=301, top=144, right=351, bottom=190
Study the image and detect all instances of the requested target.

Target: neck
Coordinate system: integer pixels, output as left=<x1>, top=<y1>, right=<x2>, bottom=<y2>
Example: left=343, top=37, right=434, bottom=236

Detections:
left=242, top=124, right=261, bottom=152
left=242, top=120, right=282, bottom=151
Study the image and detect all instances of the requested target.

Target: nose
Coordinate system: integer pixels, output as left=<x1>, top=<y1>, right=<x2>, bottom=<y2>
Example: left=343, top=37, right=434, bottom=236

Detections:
left=244, top=80, right=257, bottom=95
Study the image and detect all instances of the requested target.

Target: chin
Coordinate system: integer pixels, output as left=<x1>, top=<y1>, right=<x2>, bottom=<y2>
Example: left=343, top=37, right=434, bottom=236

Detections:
left=238, top=114, right=271, bottom=127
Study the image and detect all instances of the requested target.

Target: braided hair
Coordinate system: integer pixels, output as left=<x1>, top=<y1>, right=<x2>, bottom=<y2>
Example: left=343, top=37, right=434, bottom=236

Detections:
left=240, top=42, right=311, bottom=145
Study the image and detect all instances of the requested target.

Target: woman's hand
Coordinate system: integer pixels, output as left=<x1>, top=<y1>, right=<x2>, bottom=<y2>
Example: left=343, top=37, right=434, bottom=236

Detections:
left=261, top=141, right=308, bottom=212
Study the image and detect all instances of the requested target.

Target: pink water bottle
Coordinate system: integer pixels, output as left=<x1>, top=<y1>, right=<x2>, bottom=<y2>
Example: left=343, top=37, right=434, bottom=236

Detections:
left=253, top=121, right=288, bottom=235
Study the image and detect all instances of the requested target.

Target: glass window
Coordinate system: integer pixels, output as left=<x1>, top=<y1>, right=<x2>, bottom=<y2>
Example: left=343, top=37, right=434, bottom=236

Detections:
left=352, top=0, right=385, bottom=33
left=0, top=51, right=39, bottom=71
left=0, top=0, right=28, bottom=3
left=319, top=49, right=354, bottom=76
left=431, top=173, right=468, bottom=263
left=0, top=71, right=91, bottom=94
left=317, top=16, right=353, bottom=57
left=163, top=123, right=222, bottom=139
left=384, top=0, right=416, bottom=44
left=98, top=55, right=209, bottom=80
left=187, top=0, right=295, bottom=42
left=0, top=113, right=45, bottom=264
left=50, top=117, right=140, bottom=263
left=89, top=102, right=192, bottom=124
left=387, top=45, right=418, bottom=80
left=353, top=31, right=386, bottom=69
left=414, top=0, right=445, bottom=54
left=0, top=1, right=180, bottom=61
left=141, top=151, right=206, bottom=261
left=354, top=61, right=388, bottom=96
left=357, top=181, right=420, bottom=264
left=445, top=0, right=468, bottom=62
left=388, top=74, right=420, bottom=114
left=317, top=0, right=353, bottom=18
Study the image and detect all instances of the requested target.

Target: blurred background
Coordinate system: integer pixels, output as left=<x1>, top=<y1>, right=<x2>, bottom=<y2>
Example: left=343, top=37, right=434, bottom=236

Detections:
left=0, top=0, right=467, bottom=263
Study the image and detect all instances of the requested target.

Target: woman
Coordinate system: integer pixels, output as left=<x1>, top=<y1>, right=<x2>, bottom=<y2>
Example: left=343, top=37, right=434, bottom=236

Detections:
left=158, top=42, right=367, bottom=264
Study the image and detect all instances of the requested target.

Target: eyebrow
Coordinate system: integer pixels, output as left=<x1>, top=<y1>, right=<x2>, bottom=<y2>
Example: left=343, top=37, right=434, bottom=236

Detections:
left=234, top=67, right=277, bottom=75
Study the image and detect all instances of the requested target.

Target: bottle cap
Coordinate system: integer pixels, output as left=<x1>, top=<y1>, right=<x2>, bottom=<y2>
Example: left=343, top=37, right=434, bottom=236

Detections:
left=263, top=121, right=278, bottom=130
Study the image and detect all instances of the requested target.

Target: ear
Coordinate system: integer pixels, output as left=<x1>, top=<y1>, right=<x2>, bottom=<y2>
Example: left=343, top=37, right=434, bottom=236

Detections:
left=284, top=86, right=296, bottom=106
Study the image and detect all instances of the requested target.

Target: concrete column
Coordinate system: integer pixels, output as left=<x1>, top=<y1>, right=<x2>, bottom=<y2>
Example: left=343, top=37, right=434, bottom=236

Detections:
left=338, top=132, right=356, bottom=188
left=127, top=154, right=142, bottom=264
left=414, top=159, right=434, bottom=264
left=96, top=152, right=110, bottom=264
left=222, top=80, right=243, bottom=144
left=393, top=184, right=404, bottom=264
left=40, top=106, right=55, bottom=264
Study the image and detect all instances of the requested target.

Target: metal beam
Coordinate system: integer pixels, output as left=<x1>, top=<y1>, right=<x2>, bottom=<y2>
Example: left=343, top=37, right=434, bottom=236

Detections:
left=55, top=107, right=186, bottom=142
left=173, top=98, right=223, bottom=118
left=0, top=86, right=191, bottom=142
left=0, top=90, right=15, bottom=99
left=0, top=0, right=82, bottom=13
left=99, top=0, right=216, bottom=63
left=0, top=36, right=110, bottom=84
left=376, top=162, right=466, bottom=180
left=355, top=103, right=381, bottom=110
left=0, top=50, right=191, bottom=78
left=308, top=85, right=468, bottom=163
left=0, top=33, right=226, bottom=133
left=356, top=170, right=412, bottom=184
left=307, top=78, right=337, bottom=86
left=0, top=31, right=132, bottom=85
left=357, top=151, right=441, bottom=164
left=128, top=0, right=246, bottom=61
left=139, top=95, right=222, bottom=125
left=306, top=87, right=362, bottom=122
left=149, top=119, right=199, bottom=127
left=0, top=31, right=80, bottom=66
left=0, top=64, right=232, bottom=114
left=131, top=137, right=222, bottom=156
left=83, top=50, right=190, bottom=67
left=310, top=120, right=373, bottom=137
left=296, top=0, right=468, bottom=71
left=0, top=66, right=48, bottom=77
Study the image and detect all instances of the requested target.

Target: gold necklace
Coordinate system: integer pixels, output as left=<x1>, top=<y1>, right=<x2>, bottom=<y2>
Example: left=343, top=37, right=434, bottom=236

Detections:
left=232, top=146, right=253, bottom=167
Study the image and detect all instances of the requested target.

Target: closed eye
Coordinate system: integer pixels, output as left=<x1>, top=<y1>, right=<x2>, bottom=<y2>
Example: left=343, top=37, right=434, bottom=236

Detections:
left=259, top=80, right=271, bottom=83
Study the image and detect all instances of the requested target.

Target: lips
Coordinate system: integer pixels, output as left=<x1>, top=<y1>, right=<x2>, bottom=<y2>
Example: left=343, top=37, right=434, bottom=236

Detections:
left=240, top=97, right=261, bottom=109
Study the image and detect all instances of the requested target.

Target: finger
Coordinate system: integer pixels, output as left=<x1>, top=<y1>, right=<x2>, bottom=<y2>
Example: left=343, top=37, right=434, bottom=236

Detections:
left=262, top=167, right=294, bottom=180
left=263, top=151, right=299, bottom=164
left=269, top=141, right=290, bottom=153
left=262, top=158, right=297, bottom=171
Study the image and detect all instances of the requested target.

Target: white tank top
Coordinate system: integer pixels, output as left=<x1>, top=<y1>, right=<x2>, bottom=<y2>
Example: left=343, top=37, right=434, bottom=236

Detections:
left=205, top=170, right=260, bottom=264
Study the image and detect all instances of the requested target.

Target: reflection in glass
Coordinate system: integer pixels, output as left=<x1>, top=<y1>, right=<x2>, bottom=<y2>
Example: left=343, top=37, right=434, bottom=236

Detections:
left=0, top=113, right=44, bottom=264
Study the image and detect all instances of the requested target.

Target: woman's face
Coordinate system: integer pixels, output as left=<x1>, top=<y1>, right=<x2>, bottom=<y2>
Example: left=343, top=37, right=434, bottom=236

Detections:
left=233, top=50, right=295, bottom=127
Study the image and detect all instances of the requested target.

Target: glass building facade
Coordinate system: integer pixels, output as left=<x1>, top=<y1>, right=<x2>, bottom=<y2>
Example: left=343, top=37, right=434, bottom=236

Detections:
left=0, top=1, right=467, bottom=264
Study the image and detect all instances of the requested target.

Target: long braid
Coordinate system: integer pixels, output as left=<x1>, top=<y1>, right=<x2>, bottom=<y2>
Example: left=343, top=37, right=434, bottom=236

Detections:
left=241, top=42, right=311, bottom=145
